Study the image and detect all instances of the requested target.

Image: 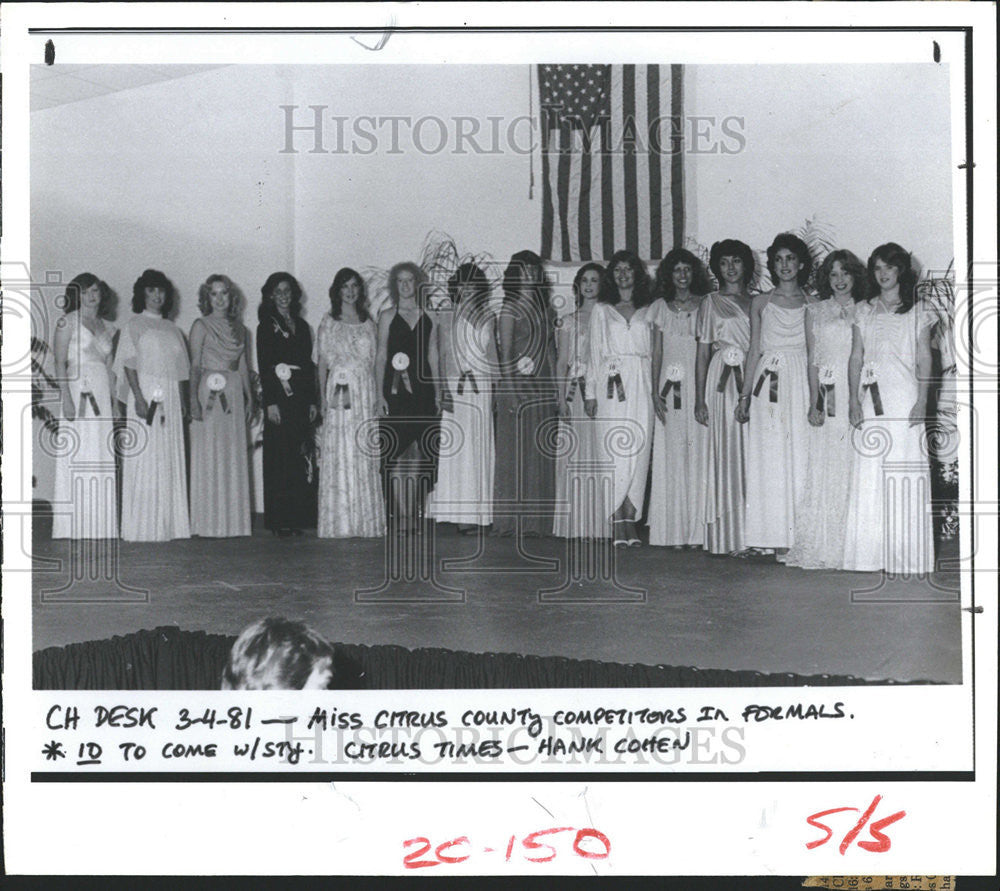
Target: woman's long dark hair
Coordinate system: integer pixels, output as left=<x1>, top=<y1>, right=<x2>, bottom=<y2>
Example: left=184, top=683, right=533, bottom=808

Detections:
left=766, top=233, right=812, bottom=288
left=572, top=262, right=604, bottom=308
left=502, top=249, right=550, bottom=318
left=867, top=242, right=918, bottom=313
left=598, top=250, right=652, bottom=307
left=63, top=272, right=113, bottom=318
left=328, top=268, right=370, bottom=322
left=131, top=269, right=174, bottom=317
left=653, top=248, right=711, bottom=302
left=258, top=271, right=303, bottom=322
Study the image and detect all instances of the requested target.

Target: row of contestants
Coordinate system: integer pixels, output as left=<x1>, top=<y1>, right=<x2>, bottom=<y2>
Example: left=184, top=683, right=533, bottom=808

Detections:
left=649, top=236, right=936, bottom=573
left=49, top=238, right=937, bottom=574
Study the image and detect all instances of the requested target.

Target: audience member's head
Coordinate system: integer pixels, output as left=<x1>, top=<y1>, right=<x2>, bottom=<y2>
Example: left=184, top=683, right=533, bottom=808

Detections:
left=221, top=617, right=335, bottom=690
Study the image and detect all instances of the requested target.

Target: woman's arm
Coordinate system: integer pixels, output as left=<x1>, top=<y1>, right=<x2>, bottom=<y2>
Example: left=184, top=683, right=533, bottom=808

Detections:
left=426, top=312, right=440, bottom=411
left=256, top=322, right=281, bottom=425
left=694, top=341, right=711, bottom=427
left=123, top=367, right=148, bottom=419
left=910, top=311, right=933, bottom=427
left=316, top=318, right=329, bottom=421
left=374, top=310, right=392, bottom=415
left=651, top=328, right=665, bottom=423
left=804, top=307, right=823, bottom=427
left=583, top=304, right=604, bottom=419
left=735, top=294, right=765, bottom=423
left=239, top=331, right=253, bottom=422
left=847, top=324, right=865, bottom=429
left=52, top=316, right=75, bottom=420
left=188, top=319, right=206, bottom=421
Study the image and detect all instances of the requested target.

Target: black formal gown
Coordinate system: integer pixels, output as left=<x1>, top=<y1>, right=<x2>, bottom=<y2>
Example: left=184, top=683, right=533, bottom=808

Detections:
left=256, top=312, right=317, bottom=531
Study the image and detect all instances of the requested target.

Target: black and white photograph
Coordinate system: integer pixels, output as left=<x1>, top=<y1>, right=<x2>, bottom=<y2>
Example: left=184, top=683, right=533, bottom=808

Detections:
left=2, top=1, right=996, bottom=880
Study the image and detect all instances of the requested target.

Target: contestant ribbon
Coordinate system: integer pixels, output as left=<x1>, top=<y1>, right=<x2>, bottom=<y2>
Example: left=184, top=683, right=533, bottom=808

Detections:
left=79, top=391, right=101, bottom=417
left=205, top=391, right=231, bottom=414
left=565, top=376, right=586, bottom=404
left=716, top=364, right=744, bottom=393
left=333, top=382, right=351, bottom=409
left=457, top=370, right=479, bottom=395
left=753, top=369, right=779, bottom=403
left=606, top=373, right=625, bottom=402
left=390, top=369, right=412, bottom=395
left=817, top=383, right=836, bottom=417
left=863, top=381, right=884, bottom=416
left=660, top=379, right=682, bottom=410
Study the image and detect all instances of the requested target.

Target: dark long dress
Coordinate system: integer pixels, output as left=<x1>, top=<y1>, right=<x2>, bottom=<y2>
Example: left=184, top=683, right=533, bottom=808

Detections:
left=493, top=297, right=558, bottom=536
left=256, top=312, right=317, bottom=531
left=380, top=311, right=438, bottom=464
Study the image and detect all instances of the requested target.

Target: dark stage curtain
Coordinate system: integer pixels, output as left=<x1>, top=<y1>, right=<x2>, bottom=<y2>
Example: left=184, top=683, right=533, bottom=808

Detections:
left=31, top=627, right=911, bottom=690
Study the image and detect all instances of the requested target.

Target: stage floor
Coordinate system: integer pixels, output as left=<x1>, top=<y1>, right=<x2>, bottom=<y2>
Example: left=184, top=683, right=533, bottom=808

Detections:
left=31, top=527, right=963, bottom=683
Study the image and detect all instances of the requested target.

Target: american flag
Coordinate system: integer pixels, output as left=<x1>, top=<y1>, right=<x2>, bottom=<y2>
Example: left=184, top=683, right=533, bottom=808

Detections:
left=539, top=63, right=684, bottom=263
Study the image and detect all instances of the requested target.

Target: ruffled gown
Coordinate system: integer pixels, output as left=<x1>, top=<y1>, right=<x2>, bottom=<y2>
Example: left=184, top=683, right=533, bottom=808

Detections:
left=647, top=298, right=707, bottom=546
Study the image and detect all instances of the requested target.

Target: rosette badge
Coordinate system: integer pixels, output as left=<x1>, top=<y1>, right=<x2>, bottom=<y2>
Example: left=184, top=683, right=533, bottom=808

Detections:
left=79, top=374, right=100, bottom=417
left=516, top=355, right=535, bottom=376
left=816, top=366, right=836, bottom=417
left=390, top=352, right=412, bottom=395
left=332, top=368, right=351, bottom=409
left=716, top=346, right=745, bottom=393
left=606, top=359, right=625, bottom=402
left=565, top=361, right=587, bottom=404
left=861, top=362, right=883, bottom=416
left=275, top=362, right=300, bottom=397
left=146, top=386, right=166, bottom=426
left=205, top=372, right=230, bottom=413
left=753, top=353, right=782, bottom=403
left=660, top=363, right=684, bottom=409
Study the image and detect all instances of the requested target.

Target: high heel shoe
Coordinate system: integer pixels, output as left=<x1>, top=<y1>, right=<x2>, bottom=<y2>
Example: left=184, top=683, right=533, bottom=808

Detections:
left=612, top=519, right=630, bottom=548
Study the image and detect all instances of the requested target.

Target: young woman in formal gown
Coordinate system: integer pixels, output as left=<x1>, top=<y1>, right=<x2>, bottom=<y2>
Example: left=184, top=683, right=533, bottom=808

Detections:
left=584, top=250, right=655, bottom=547
left=737, top=233, right=815, bottom=560
left=375, top=262, right=439, bottom=534
left=552, top=262, right=603, bottom=539
left=256, top=272, right=318, bottom=537
left=51, top=273, right=118, bottom=541
left=843, top=243, right=935, bottom=574
left=647, top=248, right=711, bottom=548
left=786, top=250, right=867, bottom=569
left=316, top=268, right=385, bottom=538
left=694, top=239, right=754, bottom=554
left=426, top=262, right=498, bottom=533
left=493, top=250, right=559, bottom=538
left=189, top=274, right=253, bottom=538
left=115, top=269, right=191, bottom=542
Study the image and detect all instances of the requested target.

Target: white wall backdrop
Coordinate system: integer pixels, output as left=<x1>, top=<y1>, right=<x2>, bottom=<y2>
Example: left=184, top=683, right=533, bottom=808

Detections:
left=30, top=62, right=955, bottom=505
